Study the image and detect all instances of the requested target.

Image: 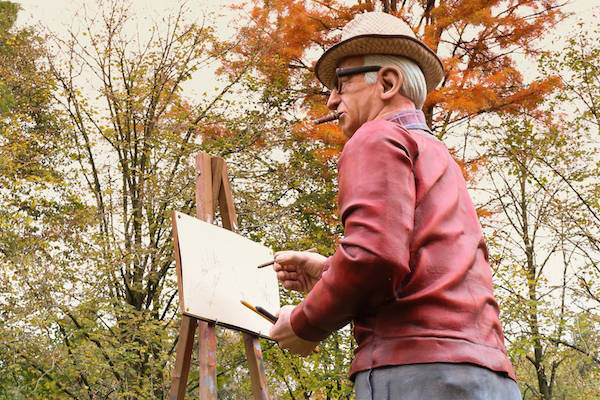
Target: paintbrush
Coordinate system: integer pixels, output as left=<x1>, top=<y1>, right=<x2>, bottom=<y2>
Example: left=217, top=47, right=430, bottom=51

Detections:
left=257, top=247, right=318, bottom=269
left=240, top=300, right=319, bottom=353
left=241, top=300, right=277, bottom=323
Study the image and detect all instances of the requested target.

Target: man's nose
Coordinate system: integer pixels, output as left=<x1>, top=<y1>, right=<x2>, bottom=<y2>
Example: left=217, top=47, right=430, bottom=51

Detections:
left=326, top=90, right=340, bottom=110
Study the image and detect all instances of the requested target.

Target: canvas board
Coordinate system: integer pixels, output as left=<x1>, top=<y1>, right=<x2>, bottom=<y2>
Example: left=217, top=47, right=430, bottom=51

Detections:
left=174, top=211, right=279, bottom=338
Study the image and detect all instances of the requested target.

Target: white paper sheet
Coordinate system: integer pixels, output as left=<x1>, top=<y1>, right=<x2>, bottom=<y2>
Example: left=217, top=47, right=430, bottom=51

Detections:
left=174, top=211, right=279, bottom=338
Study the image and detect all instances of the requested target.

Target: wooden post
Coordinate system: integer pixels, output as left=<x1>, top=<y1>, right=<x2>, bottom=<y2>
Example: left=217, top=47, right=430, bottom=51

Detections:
left=168, top=153, right=271, bottom=400
left=195, top=153, right=218, bottom=400
left=168, top=315, right=197, bottom=400
left=243, top=334, right=271, bottom=400
left=198, top=321, right=217, bottom=399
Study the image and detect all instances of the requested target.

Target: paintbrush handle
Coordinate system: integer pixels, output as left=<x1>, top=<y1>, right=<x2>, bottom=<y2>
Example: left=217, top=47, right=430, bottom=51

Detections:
left=241, top=300, right=275, bottom=324
left=257, top=247, right=318, bottom=268
left=255, top=306, right=278, bottom=323
left=241, top=300, right=320, bottom=353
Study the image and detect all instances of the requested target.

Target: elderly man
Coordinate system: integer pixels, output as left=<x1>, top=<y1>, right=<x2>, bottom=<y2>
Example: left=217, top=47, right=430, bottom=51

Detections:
left=270, top=12, right=520, bottom=399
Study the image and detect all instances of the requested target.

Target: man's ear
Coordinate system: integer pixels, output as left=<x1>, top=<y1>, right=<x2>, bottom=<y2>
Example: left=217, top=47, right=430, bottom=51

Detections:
left=378, top=67, right=402, bottom=100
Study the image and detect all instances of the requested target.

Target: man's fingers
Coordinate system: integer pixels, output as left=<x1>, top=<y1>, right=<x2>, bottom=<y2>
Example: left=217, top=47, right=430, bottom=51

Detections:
left=283, top=280, right=303, bottom=291
left=274, top=251, right=305, bottom=266
left=277, top=271, right=297, bottom=280
left=273, top=262, right=298, bottom=273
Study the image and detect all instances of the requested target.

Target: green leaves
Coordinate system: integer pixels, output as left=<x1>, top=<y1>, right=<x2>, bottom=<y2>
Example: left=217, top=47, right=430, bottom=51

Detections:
left=476, top=18, right=600, bottom=397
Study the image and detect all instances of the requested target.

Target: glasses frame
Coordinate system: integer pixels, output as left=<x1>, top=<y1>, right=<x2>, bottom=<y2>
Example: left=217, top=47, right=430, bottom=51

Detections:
left=333, top=65, right=382, bottom=94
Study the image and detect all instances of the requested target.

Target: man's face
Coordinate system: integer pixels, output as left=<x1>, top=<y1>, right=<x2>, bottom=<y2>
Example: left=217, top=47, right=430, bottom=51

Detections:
left=326, top=56, right=379, bottom=138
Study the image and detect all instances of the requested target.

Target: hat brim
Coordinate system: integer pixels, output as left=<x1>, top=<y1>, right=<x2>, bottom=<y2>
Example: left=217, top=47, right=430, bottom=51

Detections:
left=315, top=34, right=444, bottom=94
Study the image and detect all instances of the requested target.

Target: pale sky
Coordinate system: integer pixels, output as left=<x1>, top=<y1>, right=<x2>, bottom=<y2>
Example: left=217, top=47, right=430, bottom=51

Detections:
left=16, top=0, right=599, bottom=52
left=12, top=0, right=599, bottom=128
left=15, top=0, right=237, bottom=102
left=12, top=0, right=599, bottom=113
left=15, top=0, right=599, bottom=88
left=16, top=1, right=598, bottom=29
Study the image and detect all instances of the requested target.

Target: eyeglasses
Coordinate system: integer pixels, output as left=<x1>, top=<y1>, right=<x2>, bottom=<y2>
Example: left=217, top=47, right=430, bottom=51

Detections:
left=333, top=65, right=382, bottom=94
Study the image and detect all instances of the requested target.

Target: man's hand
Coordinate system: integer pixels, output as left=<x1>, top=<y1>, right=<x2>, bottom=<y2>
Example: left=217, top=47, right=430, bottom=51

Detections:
left=273, top=250, right=326, bottom=293
left=269, top=305, right=319, bottom=356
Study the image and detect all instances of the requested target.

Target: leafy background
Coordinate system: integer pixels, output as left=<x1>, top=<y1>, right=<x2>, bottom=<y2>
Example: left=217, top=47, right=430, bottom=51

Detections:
left=1, top=0, right=599, bottom=398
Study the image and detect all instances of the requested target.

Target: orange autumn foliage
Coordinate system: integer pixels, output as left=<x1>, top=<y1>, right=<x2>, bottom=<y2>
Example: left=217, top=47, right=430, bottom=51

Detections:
left=452, top=152, right=487, bottom=184
left=222, top=0, right=564, bottom=176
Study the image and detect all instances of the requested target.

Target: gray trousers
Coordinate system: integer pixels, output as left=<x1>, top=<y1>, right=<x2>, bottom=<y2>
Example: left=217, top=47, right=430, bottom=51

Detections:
left=354, top=363, right=521, bottom=400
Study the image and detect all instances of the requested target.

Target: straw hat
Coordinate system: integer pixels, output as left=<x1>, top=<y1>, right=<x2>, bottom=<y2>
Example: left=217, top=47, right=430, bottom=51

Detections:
left=315, top=12, right=444, bottom=93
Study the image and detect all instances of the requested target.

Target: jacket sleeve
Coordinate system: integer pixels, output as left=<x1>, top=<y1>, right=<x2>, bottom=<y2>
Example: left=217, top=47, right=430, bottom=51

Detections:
left=290, top=121, right=417, bottom=341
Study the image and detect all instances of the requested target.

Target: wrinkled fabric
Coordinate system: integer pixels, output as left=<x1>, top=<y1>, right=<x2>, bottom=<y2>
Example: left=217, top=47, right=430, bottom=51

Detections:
left=354, top=363, right=521, bottom=400
left=290, top=117, right=516, bottom=380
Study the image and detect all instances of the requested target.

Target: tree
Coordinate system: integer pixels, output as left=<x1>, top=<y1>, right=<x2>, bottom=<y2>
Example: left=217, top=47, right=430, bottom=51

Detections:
left=0, top=0, right=63, bottom=196
left=478, top=112, right=596, bottom=399
left=0, top=0, right=350, bottom=396
left=529, top=15, right=600, bottom=381
left=0, top=1, right=88, bottom=398
left=224, top=0, right=564, bottom=144
left=0, top=0, right=256, bottom=397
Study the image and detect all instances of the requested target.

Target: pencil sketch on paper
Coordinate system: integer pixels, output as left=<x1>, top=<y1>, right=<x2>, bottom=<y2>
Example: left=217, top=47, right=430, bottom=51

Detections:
left=174, top=211, right=280, bottom=338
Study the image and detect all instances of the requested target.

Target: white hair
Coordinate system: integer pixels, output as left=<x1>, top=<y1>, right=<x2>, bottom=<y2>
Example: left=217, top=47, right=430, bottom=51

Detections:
left=363, top=55, right=427, bottom=109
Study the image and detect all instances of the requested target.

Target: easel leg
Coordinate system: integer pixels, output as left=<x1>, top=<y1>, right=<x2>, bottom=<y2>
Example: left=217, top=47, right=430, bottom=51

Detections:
left=243, top=333, right=271, bottom=400
left=198, top=321, right=217, bottom=400
left=171, top=153, right=272, bottom=399
left=168, top=315, right=197, bottom=400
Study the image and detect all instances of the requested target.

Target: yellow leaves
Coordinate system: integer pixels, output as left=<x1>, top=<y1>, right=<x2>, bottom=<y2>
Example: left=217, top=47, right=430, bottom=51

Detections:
left=476, top=207, right=493, bottom=219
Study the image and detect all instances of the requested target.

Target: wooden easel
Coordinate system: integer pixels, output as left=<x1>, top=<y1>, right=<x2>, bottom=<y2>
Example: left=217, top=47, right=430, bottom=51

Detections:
left=168, top=153, right=271, bottom=400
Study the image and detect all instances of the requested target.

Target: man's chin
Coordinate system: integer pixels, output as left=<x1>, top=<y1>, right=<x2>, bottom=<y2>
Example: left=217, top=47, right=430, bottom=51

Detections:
left=341, top=123, right=358, bottom=138
left=342, top=129, right=356, bottom=139
left=336, top=114, right=356, bottom=138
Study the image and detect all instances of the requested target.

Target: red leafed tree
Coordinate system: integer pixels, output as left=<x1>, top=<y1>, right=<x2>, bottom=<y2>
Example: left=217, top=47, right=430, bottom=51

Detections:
left=223, top=0, right=563, bottom=149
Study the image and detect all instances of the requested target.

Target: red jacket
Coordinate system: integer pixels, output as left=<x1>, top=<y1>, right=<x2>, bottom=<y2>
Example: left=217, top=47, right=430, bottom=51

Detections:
left=290, top=116, right=516, bottom=380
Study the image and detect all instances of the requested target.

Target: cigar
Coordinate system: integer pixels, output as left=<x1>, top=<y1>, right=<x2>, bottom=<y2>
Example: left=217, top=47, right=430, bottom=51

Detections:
left=313, top=112, right=340, bottom=124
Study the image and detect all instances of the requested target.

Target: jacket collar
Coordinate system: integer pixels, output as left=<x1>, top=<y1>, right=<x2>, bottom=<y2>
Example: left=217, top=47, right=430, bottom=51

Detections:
left=386, top=110, right=432, bottom=134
